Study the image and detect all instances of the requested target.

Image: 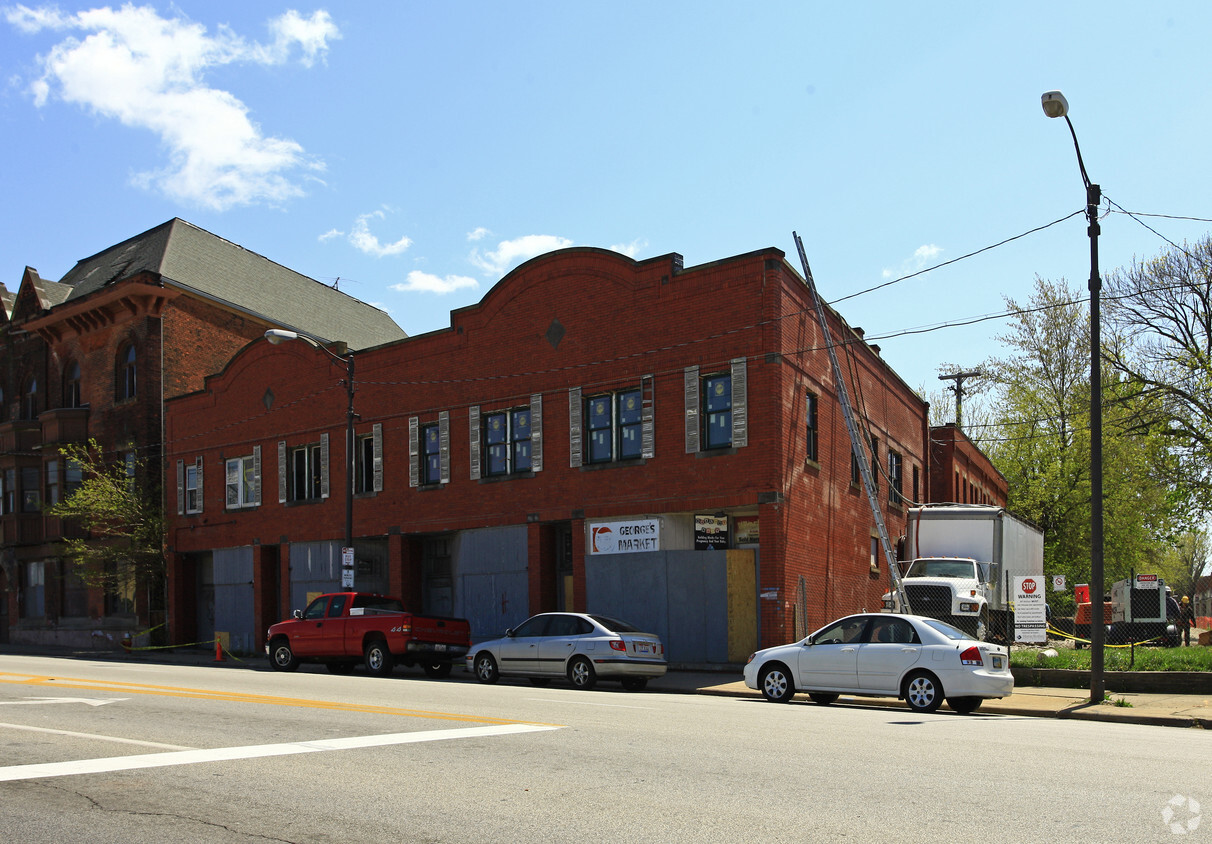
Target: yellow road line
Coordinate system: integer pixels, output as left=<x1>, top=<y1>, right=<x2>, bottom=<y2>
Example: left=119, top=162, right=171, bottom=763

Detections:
left=0, top=672, right=560, bottom=727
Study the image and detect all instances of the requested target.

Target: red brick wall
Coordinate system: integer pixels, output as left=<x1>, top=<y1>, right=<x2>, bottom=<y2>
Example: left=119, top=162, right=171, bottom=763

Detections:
left=165, top=247, right=933, bottom=649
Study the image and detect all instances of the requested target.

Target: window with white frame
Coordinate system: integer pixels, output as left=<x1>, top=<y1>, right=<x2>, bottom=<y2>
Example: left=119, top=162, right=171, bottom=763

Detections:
left=226, top=447, right=260, bottom=509
left=290, top=442, right=324, bottom=501
left=185, top=462, right=201, bottom=513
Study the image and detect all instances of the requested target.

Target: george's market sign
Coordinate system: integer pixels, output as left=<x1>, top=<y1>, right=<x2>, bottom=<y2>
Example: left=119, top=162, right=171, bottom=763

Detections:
left=589, top=519, right=660, bottom=555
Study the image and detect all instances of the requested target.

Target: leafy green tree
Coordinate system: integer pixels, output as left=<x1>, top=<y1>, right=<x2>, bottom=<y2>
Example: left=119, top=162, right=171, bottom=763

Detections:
left=46, top=439, right=165, bottom=602
left=982, top=277, right=1197, bottom=608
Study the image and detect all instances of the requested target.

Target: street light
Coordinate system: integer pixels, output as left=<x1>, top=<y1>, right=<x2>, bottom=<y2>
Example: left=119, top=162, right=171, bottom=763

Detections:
left=264, top=329, right=357, bottom=573
left=1041, top=89, right=1104, bottom=703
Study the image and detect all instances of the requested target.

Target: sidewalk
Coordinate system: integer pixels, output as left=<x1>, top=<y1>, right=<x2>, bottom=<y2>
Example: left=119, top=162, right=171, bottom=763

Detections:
left=4, top=643, right=1211, bottom=729
left=651, top=670, right=1212, bottom=729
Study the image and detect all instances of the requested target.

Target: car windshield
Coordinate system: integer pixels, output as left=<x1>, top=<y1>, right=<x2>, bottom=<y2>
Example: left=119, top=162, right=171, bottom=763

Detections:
left=920, top=618, right=975, bottom=641
left=589, top=614, right=642, bottom=634
left=907, top=560, right=977, bottom=579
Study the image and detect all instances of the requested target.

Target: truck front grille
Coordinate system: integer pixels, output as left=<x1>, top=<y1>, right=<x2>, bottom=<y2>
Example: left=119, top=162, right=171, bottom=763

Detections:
left=904, top=585, right=952, bottom=619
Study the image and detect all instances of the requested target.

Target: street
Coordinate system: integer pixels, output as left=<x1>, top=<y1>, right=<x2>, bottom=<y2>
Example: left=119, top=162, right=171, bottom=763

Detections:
left=1, top=653, right=1208, bottom=843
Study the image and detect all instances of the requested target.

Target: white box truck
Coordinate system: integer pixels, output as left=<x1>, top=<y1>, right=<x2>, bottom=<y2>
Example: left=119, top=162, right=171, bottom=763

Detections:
left=883, top=504, right=1044, bottom=641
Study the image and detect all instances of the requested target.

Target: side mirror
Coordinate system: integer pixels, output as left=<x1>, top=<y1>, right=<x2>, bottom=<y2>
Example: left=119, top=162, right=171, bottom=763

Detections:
left=505, top=628, right=514, bottom=638
left=293, top=609, right=303, bottom=620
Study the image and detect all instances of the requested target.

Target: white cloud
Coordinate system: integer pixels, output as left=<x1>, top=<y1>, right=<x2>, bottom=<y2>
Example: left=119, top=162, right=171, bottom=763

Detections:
left=883, top=243, right=943, bottom=279
left=318, top=228, right=343, bottom=242
left=466, top=227, right=491, bottom=242
left=6, top=4, right=339, bottom=210
left=392, top=271, right=479, bottom=295
left=470, top=234, right=574, bottom=277
left=348, top=210, right=411, bottom=257
left=609, top=238, right=647, bottom=259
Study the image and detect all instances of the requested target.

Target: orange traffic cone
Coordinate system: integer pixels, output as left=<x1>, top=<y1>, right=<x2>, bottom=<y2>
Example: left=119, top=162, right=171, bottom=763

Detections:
left=214, top=639, right=226, bottom=662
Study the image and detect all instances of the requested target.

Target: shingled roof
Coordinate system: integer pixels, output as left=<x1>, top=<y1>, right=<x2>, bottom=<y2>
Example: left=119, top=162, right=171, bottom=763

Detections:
left=57, top=219, right=406, bottom=350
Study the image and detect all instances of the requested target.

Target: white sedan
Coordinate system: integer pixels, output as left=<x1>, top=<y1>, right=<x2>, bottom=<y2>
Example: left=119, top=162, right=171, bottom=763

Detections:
left=467, top=612, right=667, bottom=691
left=743, top=613, right=1013, bottom=713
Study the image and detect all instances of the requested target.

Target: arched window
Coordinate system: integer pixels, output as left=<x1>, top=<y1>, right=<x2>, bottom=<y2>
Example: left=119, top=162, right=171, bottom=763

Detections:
left=20, top=376, right=38, bottom=420
left=116, top=344, right=136, bottom=401
left=65, top=361, right=82, bottom=408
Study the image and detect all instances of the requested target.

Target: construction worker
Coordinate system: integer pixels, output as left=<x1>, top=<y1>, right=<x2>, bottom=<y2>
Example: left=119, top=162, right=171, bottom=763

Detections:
left=1177, top=596, right=1196, bottom=646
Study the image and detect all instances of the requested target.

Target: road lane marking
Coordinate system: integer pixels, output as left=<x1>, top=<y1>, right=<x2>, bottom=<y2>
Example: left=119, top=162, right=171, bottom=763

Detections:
left=0, top=721, right=193, bottom=750
left=0, top=723, right=559, bottom=783
left=0, top=697, right=127, bottom=707
left=0, top=672, right=557, bottom=726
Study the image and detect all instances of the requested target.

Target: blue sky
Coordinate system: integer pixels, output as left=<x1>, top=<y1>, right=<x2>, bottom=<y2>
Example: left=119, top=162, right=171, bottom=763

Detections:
left=3, top=2, right=1211, bottom=400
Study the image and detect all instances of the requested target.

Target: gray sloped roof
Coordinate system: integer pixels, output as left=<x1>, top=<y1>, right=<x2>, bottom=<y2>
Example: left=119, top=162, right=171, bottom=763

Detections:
left=58, top=219, right=406, bottom=350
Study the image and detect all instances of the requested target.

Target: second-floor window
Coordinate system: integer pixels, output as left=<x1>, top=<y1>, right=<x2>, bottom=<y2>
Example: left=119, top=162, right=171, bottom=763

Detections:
left=117, top=344, right=136, bottom=401
left=586, top=389, right=643, bottom=463
left=185, top=463, right=201, bottom=513
left=46, top=459, right=59, bottom=506
left=65, top=361, right=82, bottom=408
left=2, top=469, right=14, bottom=514
left=485, top=408, right=533, bottom=476
left=888, top=451, right=904, bottom=506
left=703, top=373, right=732, bottom=449
left=422, top=422, right=442, bottom=485
left=805, top=392, right=819, bottom=463
left=290, top=443, right=323, bottom=501
left=226, top=449, right=260, bottom=509
left=354, top=424, right=382, bottom=494
left=21, top=376, right=38, bottom=420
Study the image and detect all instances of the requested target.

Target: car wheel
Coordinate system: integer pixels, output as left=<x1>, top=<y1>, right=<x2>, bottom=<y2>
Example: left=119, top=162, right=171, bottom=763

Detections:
left=621, top=678, right=648, bottom=692
left=903, top=670, right=943, bottom=713
left=268, top=638, right=298, bottom=672
left=948, top=696, right=982, bottom=714
left=364, top=639, right=394, bottom=677
left=809, top=692, right=839, bottom=705
left=326, top=661, right=356, bottom=675
left=473, top=652, right=500, bottom=684
left=567, top=656, right=597, bottom=690
left=423, top=661, right=452, bottom=679
left=759, top=663, right=795, bottom=703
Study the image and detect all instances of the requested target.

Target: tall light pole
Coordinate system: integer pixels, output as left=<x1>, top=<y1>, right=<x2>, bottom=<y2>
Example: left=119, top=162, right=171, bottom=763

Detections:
left=264, top=329, right=357, bottom=577
left=1041, top=90, right=1104, bottom=703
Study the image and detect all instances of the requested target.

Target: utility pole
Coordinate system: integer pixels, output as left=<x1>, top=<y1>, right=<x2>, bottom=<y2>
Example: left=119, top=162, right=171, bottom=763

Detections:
left=938, top=369, right=983, bottom=428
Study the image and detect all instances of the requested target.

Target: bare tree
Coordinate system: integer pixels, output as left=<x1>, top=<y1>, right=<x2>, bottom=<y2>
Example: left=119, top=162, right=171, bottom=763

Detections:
left=1104, top=235, right=1212, bottom=505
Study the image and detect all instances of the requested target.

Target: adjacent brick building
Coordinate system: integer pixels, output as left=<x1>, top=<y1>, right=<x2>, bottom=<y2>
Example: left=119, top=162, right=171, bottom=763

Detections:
left=164, top=245, right=1005, bottom=663
left=0, top=219, right=404, bottom=647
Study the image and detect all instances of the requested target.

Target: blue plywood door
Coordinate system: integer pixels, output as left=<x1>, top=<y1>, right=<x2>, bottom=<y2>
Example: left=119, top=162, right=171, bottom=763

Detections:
left=585, top=550, right=729, bottom=665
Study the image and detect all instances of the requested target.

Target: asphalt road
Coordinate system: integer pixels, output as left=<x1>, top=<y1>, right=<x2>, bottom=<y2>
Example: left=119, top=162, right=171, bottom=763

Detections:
left=1, top=654, right=1208, bottom=843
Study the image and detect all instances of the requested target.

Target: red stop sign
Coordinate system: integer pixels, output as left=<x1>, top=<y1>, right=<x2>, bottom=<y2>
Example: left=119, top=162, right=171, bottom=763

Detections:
left=1022, top=578, right=1037, bottom=594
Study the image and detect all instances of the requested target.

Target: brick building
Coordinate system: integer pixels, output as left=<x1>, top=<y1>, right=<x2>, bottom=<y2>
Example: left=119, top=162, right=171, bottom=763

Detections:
left=164, top=245, right=1003, bottom=664
left=929, top=423, right=1008, bottom=506
left=0, top=219, right=404, bottom=647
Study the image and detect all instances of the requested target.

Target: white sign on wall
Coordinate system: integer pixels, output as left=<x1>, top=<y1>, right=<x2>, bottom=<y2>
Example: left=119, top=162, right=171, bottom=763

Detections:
left=1013, top=575, right=1047, bottom=643
left=588, top=519, right=660, bottom=554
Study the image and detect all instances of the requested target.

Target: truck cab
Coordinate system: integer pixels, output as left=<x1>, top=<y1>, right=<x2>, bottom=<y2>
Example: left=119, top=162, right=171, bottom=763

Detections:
left=884, top=557, right=995, bottom=639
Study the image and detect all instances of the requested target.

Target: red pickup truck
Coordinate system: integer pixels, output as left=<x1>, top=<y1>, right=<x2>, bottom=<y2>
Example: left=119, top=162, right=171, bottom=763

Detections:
left=265, top=592, right=471, bottom=678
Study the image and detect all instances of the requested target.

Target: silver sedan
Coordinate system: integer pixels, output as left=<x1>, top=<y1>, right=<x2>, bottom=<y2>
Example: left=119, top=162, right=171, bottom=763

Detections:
left=467, top=612, right=667, bottom=691
left=743, top=613, right=1013, bottom=713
